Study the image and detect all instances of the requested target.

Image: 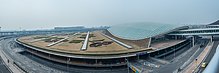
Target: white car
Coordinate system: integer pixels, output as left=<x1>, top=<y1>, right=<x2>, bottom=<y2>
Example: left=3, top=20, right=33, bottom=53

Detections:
left=201, top=62, right=208, bottom=68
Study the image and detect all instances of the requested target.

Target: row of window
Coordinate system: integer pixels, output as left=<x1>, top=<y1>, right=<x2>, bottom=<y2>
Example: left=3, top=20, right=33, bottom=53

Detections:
left=171, top=29, right=219, bottom=34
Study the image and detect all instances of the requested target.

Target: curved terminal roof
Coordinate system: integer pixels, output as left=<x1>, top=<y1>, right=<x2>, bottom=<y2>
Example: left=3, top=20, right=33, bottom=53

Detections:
left=108, top=22, right=180, bottom=40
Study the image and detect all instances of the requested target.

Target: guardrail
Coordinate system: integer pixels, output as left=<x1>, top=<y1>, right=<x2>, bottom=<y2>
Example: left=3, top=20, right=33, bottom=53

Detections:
left=13, top=62, right=28, bottom=73
left=203, top=43, right=219, bottom=73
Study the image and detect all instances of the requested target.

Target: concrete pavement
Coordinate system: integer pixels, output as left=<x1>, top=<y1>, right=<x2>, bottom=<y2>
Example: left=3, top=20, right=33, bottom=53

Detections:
left=153, top=40, right=208, bottom=73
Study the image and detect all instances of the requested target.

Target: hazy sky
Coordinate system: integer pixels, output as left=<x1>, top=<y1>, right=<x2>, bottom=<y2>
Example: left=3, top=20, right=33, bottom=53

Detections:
left=0, top=0, right=219, bottom=31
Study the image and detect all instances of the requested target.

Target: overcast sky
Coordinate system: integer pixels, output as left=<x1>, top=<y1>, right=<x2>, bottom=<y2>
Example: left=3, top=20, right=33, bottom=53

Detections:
left=0, top=0, right=219, bottom=31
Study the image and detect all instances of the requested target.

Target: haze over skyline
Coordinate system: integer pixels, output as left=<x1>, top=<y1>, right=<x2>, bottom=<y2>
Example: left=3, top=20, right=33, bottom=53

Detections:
left=0, top=0, right=219, bottom=31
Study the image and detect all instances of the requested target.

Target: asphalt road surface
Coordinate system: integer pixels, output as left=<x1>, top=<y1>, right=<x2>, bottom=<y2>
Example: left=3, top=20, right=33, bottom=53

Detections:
left=152, top=40, right=208, bottom=73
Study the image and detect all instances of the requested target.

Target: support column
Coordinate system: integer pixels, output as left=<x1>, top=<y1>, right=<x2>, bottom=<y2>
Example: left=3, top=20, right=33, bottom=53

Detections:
left=175, top=35, right=177, bottom=40
left=67, top=57, right=70, bottom=73
left=181, top=35, right=183, bottom=39
left=211, top=36, right=213, bottom=42
left=148, top=37, right=152, bottom=48
left=125, top=58, right=130, bottom=73
left=192, top=36, right=195, bottom=47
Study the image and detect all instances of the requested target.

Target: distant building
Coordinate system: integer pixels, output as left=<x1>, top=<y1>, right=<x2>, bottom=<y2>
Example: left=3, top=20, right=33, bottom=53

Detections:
left=54, top=26, right=85, bottom=30
left=210, top=20, right=219, bottom=25
left=54, top=26, right=110, bottom=31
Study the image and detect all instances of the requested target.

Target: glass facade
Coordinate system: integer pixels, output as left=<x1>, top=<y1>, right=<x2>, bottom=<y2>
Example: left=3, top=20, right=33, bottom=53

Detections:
left=108, top=22, right=180, bottom=40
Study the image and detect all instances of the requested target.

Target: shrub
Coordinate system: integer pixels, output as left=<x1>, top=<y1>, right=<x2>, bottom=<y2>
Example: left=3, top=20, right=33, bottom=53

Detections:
left=69, top=40, right=83, bottom=43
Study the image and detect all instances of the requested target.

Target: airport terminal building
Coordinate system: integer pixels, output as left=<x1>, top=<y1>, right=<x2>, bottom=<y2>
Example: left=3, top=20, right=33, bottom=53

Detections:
left=16, top=23, right=193, bottom=67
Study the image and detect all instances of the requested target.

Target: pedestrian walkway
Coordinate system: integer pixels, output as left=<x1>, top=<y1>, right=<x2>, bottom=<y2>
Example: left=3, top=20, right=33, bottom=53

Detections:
left=182, top=42, right=214, bottom=73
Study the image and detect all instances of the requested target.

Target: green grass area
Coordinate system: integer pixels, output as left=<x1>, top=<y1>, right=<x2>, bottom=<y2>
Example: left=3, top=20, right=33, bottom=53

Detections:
left=33, top=36, right=49, bottom=39
left=69, top=40, right=83, bottom=43
left=79, top=34, right=95, bottom=39
left=78, top=36, right=86, bottom=39
left=89, top=39, right=105, bottom=42
left=81, top=34, right=87, bottom=37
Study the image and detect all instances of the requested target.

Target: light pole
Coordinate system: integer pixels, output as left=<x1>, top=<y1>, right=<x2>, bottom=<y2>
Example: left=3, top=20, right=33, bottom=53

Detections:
left=49, top=54, right=51, bottom=73
left=125, top=58, right=129, bottom=73
left=67, top=58, right=70, bottom=73
left=141, top=62, right=145, bottom=73
left=174, top=47, right=176, bottom=59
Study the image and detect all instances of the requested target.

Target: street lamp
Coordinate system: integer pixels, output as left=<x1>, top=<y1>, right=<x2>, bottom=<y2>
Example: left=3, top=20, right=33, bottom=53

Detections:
left=141, top=62, right=145, bottom=73
left=67, top=58, right=70, bottom=72
left=49, top=54, right=51, bottom=73
left=174, top=47, right=176, bottom=59
left=125, top=58, right=129, bottom=73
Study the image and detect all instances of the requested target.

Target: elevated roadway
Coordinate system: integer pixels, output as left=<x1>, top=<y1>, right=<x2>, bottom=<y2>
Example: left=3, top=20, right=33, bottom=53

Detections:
left=168, top=25, right=219, bottom=36
left=167, top=24, right=219, bottom=73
